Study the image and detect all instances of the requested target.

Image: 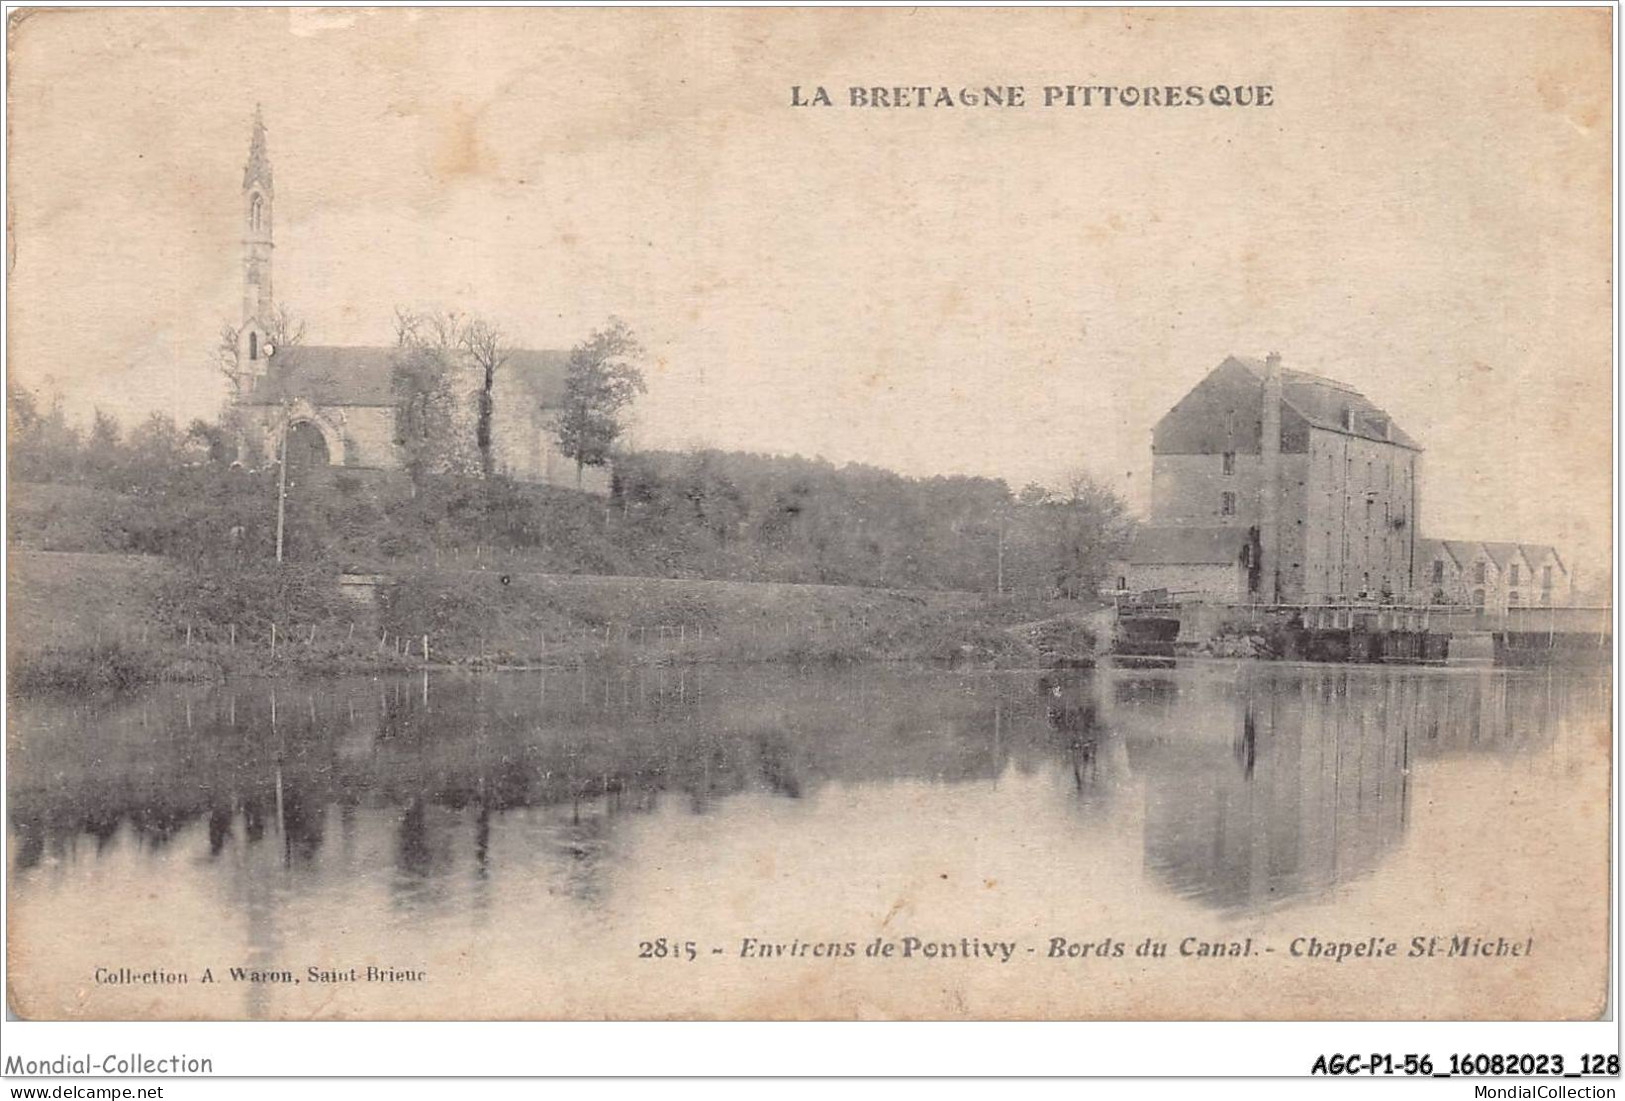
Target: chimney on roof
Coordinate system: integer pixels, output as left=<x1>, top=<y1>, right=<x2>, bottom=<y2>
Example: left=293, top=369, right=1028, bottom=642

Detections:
left=1259, top=352, right=1282, bottom=604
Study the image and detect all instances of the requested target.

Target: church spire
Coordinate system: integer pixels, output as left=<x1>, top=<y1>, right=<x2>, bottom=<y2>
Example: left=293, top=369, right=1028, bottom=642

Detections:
left=240, top=106, right=275, bottom=378
left=243, top=104, right=273, bottom=193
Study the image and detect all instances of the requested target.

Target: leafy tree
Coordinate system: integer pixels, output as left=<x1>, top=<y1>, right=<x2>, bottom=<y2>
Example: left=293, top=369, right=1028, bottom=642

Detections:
left=84, top=408, right=124, bottom=485
left=1041, top=469, right=1136, bottom=598
left=183, top=418, right=236, bottom=466
left=8, top=378, right=81, bottom=483
left=552, top=317, right=647, bottom=489
left=126, top=411, right=183, bottom=488
left=391, top=308, right=476, bottom=488
left=8, top=376, right=40, bottom=434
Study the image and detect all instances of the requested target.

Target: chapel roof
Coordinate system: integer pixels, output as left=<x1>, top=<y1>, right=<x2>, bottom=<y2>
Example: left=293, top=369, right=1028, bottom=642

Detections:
left=240, top=345, right=571, bottom=408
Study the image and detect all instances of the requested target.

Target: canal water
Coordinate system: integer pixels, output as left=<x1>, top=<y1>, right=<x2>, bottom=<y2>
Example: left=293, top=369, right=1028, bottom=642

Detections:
left=6, top=661, right=1611, bottom=1020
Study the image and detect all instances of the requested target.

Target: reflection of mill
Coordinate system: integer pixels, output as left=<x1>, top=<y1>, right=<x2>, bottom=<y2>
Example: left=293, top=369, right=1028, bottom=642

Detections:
left=1096, top=665, right=1557, bottom=914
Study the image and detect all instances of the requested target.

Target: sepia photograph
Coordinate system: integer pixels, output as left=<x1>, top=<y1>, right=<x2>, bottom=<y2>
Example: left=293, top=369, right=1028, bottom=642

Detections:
left=1, top=1, right=1616, bottom=1071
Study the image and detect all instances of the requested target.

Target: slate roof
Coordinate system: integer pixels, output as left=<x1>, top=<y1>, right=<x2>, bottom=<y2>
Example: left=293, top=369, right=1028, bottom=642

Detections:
left=1419, top=538, right=1566, bottom=576
left=1520, top=544, right=1566, bottom=573
left=1480, top=541, right=1532, bottom=572
left=1417, top=538, right=1482, bottom=569
left=1230, top=356, right=1421, bottom=450
left=241, top=345, right=571, bottom=408
left=1128, top=525, right=1250, bottom=566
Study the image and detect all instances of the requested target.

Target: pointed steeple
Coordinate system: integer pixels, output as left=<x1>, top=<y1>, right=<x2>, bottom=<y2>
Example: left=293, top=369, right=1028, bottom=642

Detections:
left=243, top=104, right=273, bottom=193
left=240, top=105, right=275, bottom=373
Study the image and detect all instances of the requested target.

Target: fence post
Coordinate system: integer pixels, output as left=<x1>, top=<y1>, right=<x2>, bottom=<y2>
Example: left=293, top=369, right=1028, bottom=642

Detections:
left=230, top=623, right=236, bottom=648
left=424, top=634, right=430, bottom=664
left=270, top=622, right=277, bottom=656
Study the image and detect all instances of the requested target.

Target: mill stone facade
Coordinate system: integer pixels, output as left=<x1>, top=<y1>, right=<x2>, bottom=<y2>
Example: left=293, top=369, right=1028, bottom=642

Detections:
left=1123, top=354, right=1420, bottom=604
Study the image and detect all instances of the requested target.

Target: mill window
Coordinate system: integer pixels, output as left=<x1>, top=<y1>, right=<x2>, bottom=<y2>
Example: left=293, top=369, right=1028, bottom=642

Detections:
left=1509, top=564, right=1520, bottom=586
left=1220, top=491, right=1236, bottom=516
left=249, top=332, right=258, bottom=361
left=1222, top=451, right=1235, bottom=475
left=1432, top=560, right=1444, bottom=584
left=1473, top=561, right=1486, bottom=584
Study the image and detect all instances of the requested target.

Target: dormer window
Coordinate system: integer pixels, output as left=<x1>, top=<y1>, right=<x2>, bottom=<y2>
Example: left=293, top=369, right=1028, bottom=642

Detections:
left=249, top=331, right=259, bottom=361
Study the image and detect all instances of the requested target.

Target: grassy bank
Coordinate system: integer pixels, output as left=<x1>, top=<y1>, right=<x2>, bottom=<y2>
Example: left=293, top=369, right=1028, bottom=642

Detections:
left=7, top=550, right=1103, bottom=695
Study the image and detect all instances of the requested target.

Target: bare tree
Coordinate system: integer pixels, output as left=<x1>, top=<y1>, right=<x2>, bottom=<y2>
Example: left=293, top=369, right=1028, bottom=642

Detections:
left=216, top=303, right=307, bottom=395
left=266, top=305, right=307, bottom=357
left=393, top=306, right=462, bottom=351
left=459, top=318, right=510, bottom=478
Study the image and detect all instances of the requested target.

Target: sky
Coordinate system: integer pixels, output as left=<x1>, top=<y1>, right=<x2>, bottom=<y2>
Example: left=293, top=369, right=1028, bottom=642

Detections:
left=7, top=8, right=1614, bottom=576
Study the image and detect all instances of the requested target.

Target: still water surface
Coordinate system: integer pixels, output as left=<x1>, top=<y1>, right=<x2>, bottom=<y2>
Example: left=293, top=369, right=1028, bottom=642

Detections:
left=7, top=661, right=1610, bottom=1019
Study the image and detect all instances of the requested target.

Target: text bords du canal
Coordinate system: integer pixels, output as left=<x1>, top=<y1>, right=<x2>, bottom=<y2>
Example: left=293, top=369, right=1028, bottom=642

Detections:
left=790, top=83, right=1275, bottom=109
left=733, top=934, right=1533, bottom=962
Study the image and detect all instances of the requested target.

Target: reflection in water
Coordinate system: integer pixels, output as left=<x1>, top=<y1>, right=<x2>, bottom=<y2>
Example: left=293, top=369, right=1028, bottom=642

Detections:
left=8, top=661, right=1608, bottom=1013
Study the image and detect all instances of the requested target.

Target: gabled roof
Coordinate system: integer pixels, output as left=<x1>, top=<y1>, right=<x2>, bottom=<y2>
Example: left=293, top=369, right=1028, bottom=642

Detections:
left=1422, top=538, right=1566, bottom=576
left=1128, top=525, right=1249, bottom=566
left=242, top=346, right=393, bottom=406
left=1480, top=541, right=1534, bottom=572
left=1418, top=538, right=1485, bottom=569
left=1416, top=538, right=1457, bottom=568
left=1230, top=356, right=1421, bottom=450
left=501, top=349, right=572, bottom=406
left=241, top=345, right=571, bottom=408
left=1519, top=544, right=1567, bottom=573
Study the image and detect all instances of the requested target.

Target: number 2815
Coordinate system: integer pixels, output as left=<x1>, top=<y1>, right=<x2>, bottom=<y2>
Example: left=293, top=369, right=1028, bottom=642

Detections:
left=638, top=938, right=697, bottom=961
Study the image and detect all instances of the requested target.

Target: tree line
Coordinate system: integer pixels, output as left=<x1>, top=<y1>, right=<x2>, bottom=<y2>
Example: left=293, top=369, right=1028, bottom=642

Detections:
left=10, top=375, right=1134, bottom=596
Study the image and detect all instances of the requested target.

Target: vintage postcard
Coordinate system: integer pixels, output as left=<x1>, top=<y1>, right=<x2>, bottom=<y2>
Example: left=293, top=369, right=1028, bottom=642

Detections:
left=3, top=6, right=1613, bottom=1027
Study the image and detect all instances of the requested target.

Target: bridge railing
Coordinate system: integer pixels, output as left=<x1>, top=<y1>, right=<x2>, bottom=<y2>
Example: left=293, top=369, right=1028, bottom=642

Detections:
left=1192, top=602, right=1612, bottom=635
